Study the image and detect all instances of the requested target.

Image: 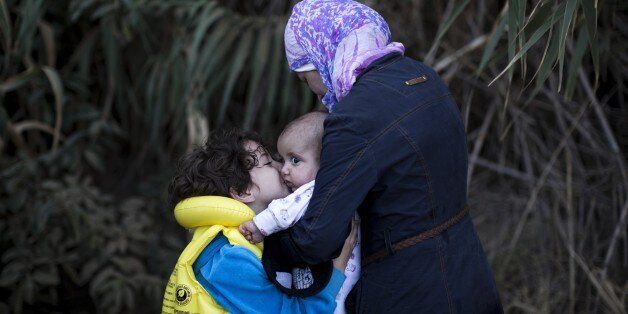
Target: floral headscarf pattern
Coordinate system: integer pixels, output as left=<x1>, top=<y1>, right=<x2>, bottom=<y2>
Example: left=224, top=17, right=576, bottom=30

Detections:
left=285, top=0, right=405, bottom=111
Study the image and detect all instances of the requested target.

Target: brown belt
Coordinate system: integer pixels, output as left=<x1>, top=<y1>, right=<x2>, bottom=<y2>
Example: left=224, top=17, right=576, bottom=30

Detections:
left=363, top=205, right=470, bottom=266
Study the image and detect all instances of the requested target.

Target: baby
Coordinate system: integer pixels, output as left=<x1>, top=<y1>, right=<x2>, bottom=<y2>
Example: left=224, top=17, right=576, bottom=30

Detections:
left=239, top=111, right=360, bottom=314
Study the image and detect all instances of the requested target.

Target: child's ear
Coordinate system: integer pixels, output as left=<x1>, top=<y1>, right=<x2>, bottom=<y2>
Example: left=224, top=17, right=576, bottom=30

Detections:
left=229, top=187, right=255, bottom=204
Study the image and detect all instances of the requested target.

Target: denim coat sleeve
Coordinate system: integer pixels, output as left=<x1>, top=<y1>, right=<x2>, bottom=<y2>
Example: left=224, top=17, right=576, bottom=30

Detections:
left=277, top=112, right=378, bottom=265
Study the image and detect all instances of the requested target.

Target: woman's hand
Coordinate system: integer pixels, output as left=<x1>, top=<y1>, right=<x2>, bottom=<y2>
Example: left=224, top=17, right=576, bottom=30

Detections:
left=332, top=218, right=359, bottom=272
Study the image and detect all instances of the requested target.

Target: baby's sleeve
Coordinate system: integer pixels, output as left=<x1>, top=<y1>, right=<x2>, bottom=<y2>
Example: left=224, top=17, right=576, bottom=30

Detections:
left=253, top=181, right=315, bottom=236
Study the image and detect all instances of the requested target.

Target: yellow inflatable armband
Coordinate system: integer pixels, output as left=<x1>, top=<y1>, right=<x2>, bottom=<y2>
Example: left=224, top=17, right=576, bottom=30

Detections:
left=174, top=196, right=254, bottom=228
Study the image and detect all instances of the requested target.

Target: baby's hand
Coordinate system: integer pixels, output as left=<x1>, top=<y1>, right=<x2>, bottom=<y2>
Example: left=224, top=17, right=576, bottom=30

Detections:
left=333, top=218, right=359, bottom=272
left=239, top=221, right=264, bottom=244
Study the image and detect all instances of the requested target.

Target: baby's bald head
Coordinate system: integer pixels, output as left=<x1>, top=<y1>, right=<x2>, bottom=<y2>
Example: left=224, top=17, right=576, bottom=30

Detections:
left=279, top=111, right=328, bottom=157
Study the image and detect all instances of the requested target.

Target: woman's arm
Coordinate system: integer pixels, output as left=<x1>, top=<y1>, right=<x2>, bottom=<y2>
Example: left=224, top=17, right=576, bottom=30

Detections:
left=278, top=114, right=377, bottom=265
left=202, top=245, right=345, bottom=314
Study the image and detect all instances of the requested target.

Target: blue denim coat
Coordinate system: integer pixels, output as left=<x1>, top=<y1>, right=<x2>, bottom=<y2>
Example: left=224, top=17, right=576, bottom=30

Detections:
left=273, top=53, right=502, bottom=313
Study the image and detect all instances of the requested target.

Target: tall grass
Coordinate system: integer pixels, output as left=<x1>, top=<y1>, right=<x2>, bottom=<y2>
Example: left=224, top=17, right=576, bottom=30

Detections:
left=1, top=0, right=626, bottom=312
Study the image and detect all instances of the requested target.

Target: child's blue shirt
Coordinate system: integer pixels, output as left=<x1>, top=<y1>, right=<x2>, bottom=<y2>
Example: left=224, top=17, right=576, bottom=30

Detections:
left=193, top=233, right=345, bottom=313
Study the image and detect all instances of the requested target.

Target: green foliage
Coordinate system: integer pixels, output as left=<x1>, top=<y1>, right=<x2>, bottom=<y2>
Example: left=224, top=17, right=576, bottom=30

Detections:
left=0, top=167, right=169, bottom=312
left=480, top=0, right=599, bottom=101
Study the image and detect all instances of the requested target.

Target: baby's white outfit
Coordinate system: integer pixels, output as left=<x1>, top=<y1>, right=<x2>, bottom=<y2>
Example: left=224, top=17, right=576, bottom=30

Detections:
left=253, top=180, right=361, bottom=314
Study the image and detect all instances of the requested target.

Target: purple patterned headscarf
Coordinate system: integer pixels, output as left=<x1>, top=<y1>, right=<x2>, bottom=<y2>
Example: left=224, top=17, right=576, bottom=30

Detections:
left=285, top=0, right=405, bottom=111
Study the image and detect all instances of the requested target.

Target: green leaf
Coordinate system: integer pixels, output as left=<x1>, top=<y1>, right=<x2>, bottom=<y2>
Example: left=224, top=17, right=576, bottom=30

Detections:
left=579, top=0, right=599, bottom=85
left=80, top=260, right=101, bottom=284
left=91, top=3, right=117, bottom=21
left=188, top=3, right=221, bottom=62
left=90, top=268, right=116, bottom=299
left=34, top=200, right=54, bottom=232
left=564, top=26, right=589, bottom=100
left=0, top=98, right=7, bottom=130
left=477, top=14, right=508, bottom=75
left=425, top=0, right=471, bottom=63
left=33, top=269, right=59, bottom=285
left=200, top=19, right=243, bottom=99
left=39, top=21, right=56, bottom=66
left=243, top=25, right=271, bottom=130
left=0, top=269, right=20, bottom=287
left=527, top=26, right=560, bottom=103
left=507, top=0, right=520, bottom=81
left=15, top=0, right=43, bottom=56
left=70, top=0, right=99, bottom=22
left=557, top=0, right=578, bottom=91
left=148, top=62, right=168, bottom=146
left=100, top=17, right=119, bottom=93
left=280, top=67, right=295, bottom=123
left=217, top=23, right=253, bottom=126
left=519, top=1, right=556, bottom=41
left=22, top=276, right=34, bottom=303
left=517, top=0, right=527, bottom=79
left=41, top=67, right=63, bottom=108
left=0, top=0, right=12, bottom=53
left=42, top=66, right=64, bottom=151
left=84, top=149, right=105, bottom=172
left=0, top=68, right=41, bottom=94
left=62, top=31, right=98, bottom=85
left=1, top=248, right=26, bottom=263
left=489, top=5, right=566, bottom=86
left=261, top=20, right=285, bottom=134
left=40, top=180, right=62, bottom=190
left=143, top=61, right=158, bottom=122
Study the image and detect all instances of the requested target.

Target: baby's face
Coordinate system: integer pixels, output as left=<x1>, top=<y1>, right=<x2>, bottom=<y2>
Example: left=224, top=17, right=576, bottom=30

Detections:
left=277, top=134, right=320, bottom=191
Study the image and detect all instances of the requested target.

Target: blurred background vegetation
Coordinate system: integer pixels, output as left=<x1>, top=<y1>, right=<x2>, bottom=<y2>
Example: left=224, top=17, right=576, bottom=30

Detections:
left=0, top=0, right=626, bottom=312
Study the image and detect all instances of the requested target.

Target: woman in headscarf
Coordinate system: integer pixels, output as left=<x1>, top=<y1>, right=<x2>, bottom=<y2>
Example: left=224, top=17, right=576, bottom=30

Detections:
left=270, top=0, right=503, bottom=312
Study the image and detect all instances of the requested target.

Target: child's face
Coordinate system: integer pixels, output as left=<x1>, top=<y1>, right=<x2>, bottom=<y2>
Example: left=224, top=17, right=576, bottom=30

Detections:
left=277, top=134, right=320, bottom=191
left=245, top=141, right=290, bottom=210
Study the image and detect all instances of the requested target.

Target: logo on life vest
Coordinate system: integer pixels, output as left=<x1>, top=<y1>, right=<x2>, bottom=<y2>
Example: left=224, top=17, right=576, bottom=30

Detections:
left=175, top=284, right=191, bottom=306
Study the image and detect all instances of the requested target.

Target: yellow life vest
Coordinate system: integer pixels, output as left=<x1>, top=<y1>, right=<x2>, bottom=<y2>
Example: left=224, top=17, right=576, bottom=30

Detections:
left=161, top=196, right=263, bottom=314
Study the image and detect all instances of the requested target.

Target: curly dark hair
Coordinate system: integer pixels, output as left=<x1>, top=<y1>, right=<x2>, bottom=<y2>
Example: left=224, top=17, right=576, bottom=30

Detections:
left=167, top=128, right=267, bottom=207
